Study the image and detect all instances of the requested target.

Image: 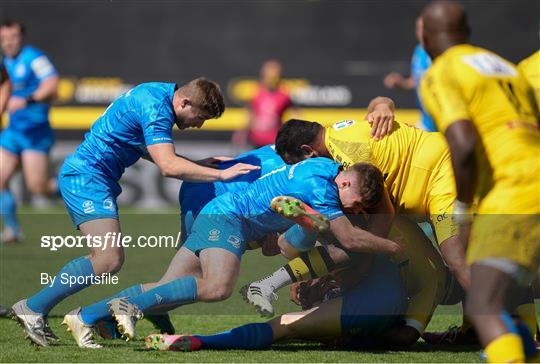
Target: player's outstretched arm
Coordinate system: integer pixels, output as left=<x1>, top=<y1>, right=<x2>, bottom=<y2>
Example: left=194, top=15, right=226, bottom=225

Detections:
left=147, top=143, right=259, bottom=182
left=329, top=216, right=403, bottom=255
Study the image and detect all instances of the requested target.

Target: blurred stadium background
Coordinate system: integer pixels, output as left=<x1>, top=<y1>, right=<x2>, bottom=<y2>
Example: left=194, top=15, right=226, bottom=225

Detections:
left=1, top=0, right=538, bottom=208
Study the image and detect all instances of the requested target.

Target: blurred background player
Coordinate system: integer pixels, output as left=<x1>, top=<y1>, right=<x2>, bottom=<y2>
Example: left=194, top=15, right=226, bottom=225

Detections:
left=0, top=43, right=12, bottom=317
left=0, top=20, right=59, bottom=244
left=383, top=16, right=435, bottom=131
left=11, top=78, right=259, bottom=348
left=232, top=59, right=294, bottom=149
left=420, top=1, right=540, bottom=362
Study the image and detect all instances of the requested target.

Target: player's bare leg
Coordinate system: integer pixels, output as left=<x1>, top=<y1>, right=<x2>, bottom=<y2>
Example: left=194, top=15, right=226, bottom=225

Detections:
left=146, top=294, right=343, bottom=351
left=196, top=248, right=241, bottom=302
left=62, top=218, right=125, bottom=348
left=466, top=262, right=535, bottom=362
left=0, top=147, right=20, bottom=244
left=21, top=151, right=57, bottom=196
left=110, top=247, right=240, bottom=341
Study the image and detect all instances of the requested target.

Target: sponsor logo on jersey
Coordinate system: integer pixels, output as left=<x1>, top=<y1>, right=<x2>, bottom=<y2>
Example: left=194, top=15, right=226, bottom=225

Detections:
left=208, top=229, right=221, bottom=242
left=227, top=235, right=241, bottom=249
left=82, top=200, right=95, bottom=214
left=462, top=53, right=517, bottom=77
left=103, top=198, right=115, bottom=211
left=332, top=119, right=355, bottom=130
left=436, top=212, right=448, bottom=222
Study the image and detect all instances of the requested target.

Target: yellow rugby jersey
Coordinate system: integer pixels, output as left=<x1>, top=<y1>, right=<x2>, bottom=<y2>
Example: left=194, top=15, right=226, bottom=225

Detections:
left=419, top=44, right=540, bottom=201
left=324, top=119, right=450, bottom=214
left=518, top=50, right=540, bottom=107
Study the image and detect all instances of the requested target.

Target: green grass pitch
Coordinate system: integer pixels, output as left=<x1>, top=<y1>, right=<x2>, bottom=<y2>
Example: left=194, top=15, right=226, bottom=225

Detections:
left=0, top=207, right=488, bottom=362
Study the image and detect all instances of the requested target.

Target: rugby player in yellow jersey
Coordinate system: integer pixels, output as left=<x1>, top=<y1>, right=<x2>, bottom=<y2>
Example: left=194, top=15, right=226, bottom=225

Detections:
left=239, top=99, right=472, bottom=342
left=271, top=109, right=467, bottom=288
left=419, top=1, right=540, bottom=362
left=518, top=50, right=540, bottom=108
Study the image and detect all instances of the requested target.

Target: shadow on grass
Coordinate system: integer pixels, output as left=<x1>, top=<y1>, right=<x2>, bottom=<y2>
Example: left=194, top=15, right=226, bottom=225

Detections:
left=131, top=340, right=480, bottom=353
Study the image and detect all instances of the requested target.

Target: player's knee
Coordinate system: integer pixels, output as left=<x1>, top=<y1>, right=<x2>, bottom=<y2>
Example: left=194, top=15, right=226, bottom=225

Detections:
left=198, top=282, right=233, bottom=301
left=91, top=251, right=124, bottom=274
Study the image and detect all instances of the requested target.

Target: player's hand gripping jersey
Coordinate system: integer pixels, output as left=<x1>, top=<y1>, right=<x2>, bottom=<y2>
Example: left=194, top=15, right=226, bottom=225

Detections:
left=324, top=119, right=456, bottom=243
left=419, top=44, right=540, bottom=269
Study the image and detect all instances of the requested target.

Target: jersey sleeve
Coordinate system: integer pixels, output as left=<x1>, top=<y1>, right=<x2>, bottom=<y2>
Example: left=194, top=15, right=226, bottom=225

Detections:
left=30, top=54, right=57, bottom=81
left=420, top=59, right=471, bottom=133
left=142, top=103, right=175, bottom=146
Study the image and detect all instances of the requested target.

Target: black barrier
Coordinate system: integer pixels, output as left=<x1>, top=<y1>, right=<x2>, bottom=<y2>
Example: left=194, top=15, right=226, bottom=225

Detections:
left=0, top=0, right=538, bottom=109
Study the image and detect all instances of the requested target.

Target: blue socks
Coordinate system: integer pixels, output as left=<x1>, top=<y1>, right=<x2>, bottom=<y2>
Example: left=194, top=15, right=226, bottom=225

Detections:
left=27, top=256, right=95, bottom=315
left=80, top=284, right=143, bottom=325
left=284, top=224, right=317, bottom=252
left=129, top=276, right=197, bottom=313
left=501, top=311, right=537, bottom=357
left=194, top=322, right=274, bottom=349
left=0, top=189, right=19, bottom=234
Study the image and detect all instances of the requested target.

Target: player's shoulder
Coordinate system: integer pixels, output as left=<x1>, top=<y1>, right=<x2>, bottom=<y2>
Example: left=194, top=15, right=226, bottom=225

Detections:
left=133, top=82, right=174, bottom=94
left=294, top=157, right=340, bottom=179
left=327, top=119, right=368, bottom=138
left=21, top=45, right=46, bottom=60
left=518, top=50, right=540, bottom=71
left=130, top=82, right=175, bottom=105
left=443, top=44, right=517, bottom=78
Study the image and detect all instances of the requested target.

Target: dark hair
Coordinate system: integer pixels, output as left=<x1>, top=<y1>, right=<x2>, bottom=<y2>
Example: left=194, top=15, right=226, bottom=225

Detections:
left=0, top=20, right=25, bottom=35
left=178, top=77, right=225, bottom=119
left=275, top=119, right=322, bottom=163
left=348, top=163, right=384, bottom=208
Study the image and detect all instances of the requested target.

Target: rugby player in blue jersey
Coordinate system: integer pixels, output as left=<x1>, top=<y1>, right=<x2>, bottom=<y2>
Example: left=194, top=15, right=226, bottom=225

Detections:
left=92, top=144, right=286, bottom=339
left=0, top=45, right=13, bottom=318
left=0, top=20, right=59, bottom=244
left=11, top=78, right=259, bottom=347
left=65, top=157, right=402, bottom=348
